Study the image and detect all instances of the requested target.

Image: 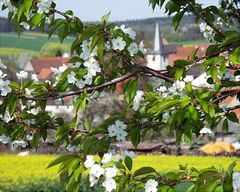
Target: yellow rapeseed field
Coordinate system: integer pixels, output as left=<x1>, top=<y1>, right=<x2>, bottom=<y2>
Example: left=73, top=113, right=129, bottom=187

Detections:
left=0, top=154, right=239, bottom=191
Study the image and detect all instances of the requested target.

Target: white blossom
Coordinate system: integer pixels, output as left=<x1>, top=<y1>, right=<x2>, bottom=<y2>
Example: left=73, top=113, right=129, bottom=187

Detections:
left=108, top=125, right=118, bottom=137
left=89, top=175, right=99, bottom=187
left=67, top=71, right=77, bottom=84
left=163, top=112, right=170, bottom=122
left=128, top=42, right=138, bottom=56
left=0, top=59, right=6, bottom=69
left=37, top=0, right=54, bottom=14
left=114, top=154, right=121, bottom=162
left=102, top=153, right=112, bottom=164
left=175, top=80, right=186, bottom=91
left=0, top=79, right=11, bottom=96
left=90, top=164, right=105, bottom=178
left=0, top=135, right=11, bottom=144
left=233, top=172, right=240, bottom=192
left=12, top=140, right=28, bottom=149
left=115, top=120, right=127, bottom=130
left=25, top=88, right=32, bottom=96
left=26, top=133, right=33, bottom=141
left=145, top=179, right=158, bottom=192
left=102, top=178, right=117, bottom=192
left=28, top=107, right=41, bottom=115
left=16, top=71, right=28, bottom=80
left=76, top=80, right=85, bottom=89
left=66, top=144, right=80, bottom=153
left=0, top=70, right=7, bottom=79
left=133, top=90, right=144, bottom=111
left=123, top=150, right=137, bottom=159
left=80, top=49, right=91, bottom=61
left=84, top=155, right=95, bottom=168
left=20, top=22, right=30, bottom=30
left=1, top=0, right=17, bottom=14
left=31, top=74, right=39, bottom=82
left=112, top=37, right=126, bottom=51
left=199, top=128, right=213, bottom=135
left=158, top=86, right=167, bottom=93
left=139, top=41, right=147, bottom=54
left=116, top=129, right=128, bottom=142
left=3, top=109, right=13, bottom=123
left=105, top=166, right=118, bottom=178
left=199, top=22, right=213, bottom=40
left=83, top=59, right=101, bottom=77
left=108, top=120, right=128, bottom=142
left=117, top=25, right=136, bottom=39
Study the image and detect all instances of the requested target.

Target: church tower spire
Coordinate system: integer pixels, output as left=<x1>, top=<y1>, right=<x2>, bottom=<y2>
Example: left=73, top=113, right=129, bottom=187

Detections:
left=153, top=22, right=163, bottom=54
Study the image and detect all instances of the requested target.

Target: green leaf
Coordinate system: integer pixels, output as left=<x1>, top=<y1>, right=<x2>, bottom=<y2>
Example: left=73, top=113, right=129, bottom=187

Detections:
left=130, top=127, right=140, bottom=148
left=58, top=24, right=68, bottom=43
left=124, top=79, right=139, bottom=104
left=101, top=11, right=111, bottom=23
left=47, top=154, right=79, bottom=168
left=73, top=94, right=87, bottom=118
left=229, top=47, right=240, bottom=65
left=97, top=40, right=104, bottom=61
left=227, top=112, right=239, bottom=123
left=172, top=11, right=184, bottom=31
left=223, top=162, right=236, bottom=192
left=206, top=45, right=220, bottom=57
left=208, top=105, right=215, bottom=118
left=48, top=19, right=64, bottom=38
left=17, top=0, right=33, bottom=21
left=65, top=10, right=73, bottom=16
left=210, top=67, right=218, bottom=81
left=124, top=155, right=133, bottom=171
left=30, top=13, right=45, bottom=29
left=134, top=167, right=156, bottom=177
left=175, top=67, right=184, bottom=80
left=74, top=25, right=98, bottom=47
left=7, top=96, right=18, bottom=115
left=222, top=118, right=229, bottom=134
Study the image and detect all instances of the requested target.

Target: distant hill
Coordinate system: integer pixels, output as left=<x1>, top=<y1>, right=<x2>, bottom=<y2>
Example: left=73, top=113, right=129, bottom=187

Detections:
left=0, top=15, right=205, bottom=56
left=0, top=15, right=204, bottom=42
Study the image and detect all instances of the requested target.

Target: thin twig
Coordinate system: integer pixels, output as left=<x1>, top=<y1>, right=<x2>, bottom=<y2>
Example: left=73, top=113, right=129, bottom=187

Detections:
left=186, top=0, right=225, bottom=38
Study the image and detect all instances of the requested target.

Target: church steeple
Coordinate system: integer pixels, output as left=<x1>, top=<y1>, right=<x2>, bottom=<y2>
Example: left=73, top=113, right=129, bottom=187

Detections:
left=153, top=22, right=163, bottom=54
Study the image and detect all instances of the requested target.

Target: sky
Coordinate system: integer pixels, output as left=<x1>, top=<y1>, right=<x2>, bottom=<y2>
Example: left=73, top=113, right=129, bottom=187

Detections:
left=0, top=0, right=219, bottom=21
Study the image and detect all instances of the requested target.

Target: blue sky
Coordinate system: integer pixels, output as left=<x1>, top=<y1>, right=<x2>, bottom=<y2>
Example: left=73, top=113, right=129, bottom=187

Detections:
left=0, top=0, right=219, bottom=21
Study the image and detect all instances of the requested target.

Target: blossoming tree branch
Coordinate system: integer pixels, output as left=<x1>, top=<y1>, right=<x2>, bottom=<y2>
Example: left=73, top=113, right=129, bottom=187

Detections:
left=0, top=0, right=240, bottom=191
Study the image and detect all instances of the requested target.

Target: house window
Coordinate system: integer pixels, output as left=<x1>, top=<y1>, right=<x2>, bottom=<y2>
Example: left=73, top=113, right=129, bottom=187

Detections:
left=152, top=56, right=155, bottom=61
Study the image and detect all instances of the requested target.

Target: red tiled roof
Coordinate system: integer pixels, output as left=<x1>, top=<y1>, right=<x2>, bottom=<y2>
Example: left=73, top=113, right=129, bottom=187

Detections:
left=168, top=44, right=209, bottom=66
left=38, top=68, right=53, bottom=80
left=168, top=55, right=189, bottom=67
left=31, top=57, right=69, bottom=74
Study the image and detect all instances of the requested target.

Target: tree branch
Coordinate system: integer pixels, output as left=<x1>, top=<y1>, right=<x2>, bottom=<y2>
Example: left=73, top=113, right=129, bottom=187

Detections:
left=186, top=0, right=225, bottom=38
left=18, top=65, right=173, bottom=101
left=49, top=8, right=72, bottom=20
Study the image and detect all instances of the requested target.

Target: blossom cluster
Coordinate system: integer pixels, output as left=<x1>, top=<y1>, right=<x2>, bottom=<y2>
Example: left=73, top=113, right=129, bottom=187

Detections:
left=0, top=134, right=28, bottom=149
left=112, top=25, right=146, bottom=56
left=108, top=120, right=128, bottom=142
left=0, top=59, right=11, bottom=97
left=158, top=80, right=186, bottom=98
left=0, top=0, right=17, bottom=14
left=199, top=22, right=214, bottom=40
left=83, top=151, right=137, bottom=192
left=37, top=0, right=55, bottom=14
left=84, top=153, right=118, bottom=192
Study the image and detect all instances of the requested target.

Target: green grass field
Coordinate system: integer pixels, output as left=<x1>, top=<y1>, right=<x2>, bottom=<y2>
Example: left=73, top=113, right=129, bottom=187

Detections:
left=0, top=32, right=73, bottom=56
left=0, top=155, right=239, bottom=192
